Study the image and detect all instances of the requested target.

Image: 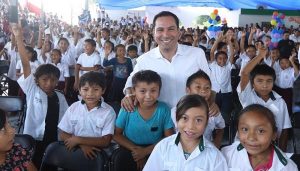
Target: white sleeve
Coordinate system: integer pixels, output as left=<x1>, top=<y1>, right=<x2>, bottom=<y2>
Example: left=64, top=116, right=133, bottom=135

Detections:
left=237, top=82, right=252, bottom=107
left=101, top=109, right=116, bottom=136
left=143, top=142, right=164, bottom=171
left=17, top=74, right=36, bottom=95
left=214, top=114, right=226, bottom=129
left=281, top=102, right=292, bottom=129
left=196, top=48, right=211, bottom=77
left=63, top=64, right=70, bottom=77
left=76, top=54, right=83, bottom=65
left=58, top=106, right=73, bottom=134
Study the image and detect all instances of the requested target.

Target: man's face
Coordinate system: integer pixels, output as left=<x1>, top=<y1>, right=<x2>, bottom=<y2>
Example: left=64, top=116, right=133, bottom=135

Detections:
left=153, top=16, right=180, bottom=53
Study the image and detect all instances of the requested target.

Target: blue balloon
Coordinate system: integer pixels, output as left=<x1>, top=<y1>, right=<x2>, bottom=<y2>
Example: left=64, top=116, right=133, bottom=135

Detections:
left=209, top=19, right=213, bottom=24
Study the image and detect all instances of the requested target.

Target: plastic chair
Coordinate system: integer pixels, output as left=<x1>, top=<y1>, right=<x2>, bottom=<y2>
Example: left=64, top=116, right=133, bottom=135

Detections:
left=0, top=96, right=25, bottom=133
left=39, top=141, right=109, bottom=171
left=14, top=134, right=36, bottom=153
left=292, top=112, right=300, bottom=154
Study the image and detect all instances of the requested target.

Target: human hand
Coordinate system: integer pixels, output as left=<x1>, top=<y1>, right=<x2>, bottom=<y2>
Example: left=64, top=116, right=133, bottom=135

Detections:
left=121, top=94, right=137, bottom=112
left=136, top=157, right=147, bottom=171
left=80, top=145, right=101, bottom=160
left=64, top=136, right=79, bottom=151
left=257, top=43, right=267, bottom=58
left=11, top=23, right=22, bottom=37
left=131, top=146, right=147, bottom=161
left=209, top=102, right=220, bottom=117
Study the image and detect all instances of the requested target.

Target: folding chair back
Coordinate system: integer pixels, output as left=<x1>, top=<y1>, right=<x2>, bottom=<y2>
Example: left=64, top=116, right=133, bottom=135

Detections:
left=40, top=141, right=109, bottom=171
left=14, top=134, right=36, bottom=153
left=0, top=96, right=25, bottom=132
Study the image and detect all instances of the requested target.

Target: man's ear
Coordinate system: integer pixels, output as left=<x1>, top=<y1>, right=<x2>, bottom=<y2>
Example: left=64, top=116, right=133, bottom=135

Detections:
left=186, top=87, right=190, bottom=94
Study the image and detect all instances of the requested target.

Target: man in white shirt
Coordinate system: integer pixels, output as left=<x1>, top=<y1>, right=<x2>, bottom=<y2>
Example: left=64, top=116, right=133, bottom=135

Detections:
left=121, top=11, right=211, bottom=109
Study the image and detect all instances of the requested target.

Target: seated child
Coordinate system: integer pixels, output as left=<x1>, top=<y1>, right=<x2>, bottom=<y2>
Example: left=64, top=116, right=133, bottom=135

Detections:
left=222, top=104, right=298, bottom=170
left=58, top=71, right=116, bottom=159
left=113, top=70, right=174, bottom=171
left=12, top=24, right=69, bottom=168
left=238, top=43, right=292, bottom=152
left=0, top=109, right=37, bottom=171
left=144, top=94, right=228, bottom=171
left=171, top=70, right=225, bottom=148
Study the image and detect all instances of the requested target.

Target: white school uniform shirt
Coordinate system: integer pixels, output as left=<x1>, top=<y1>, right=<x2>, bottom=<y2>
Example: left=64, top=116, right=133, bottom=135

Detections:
left=237, top=82, right=292, bottom=137
left=221, top=141, right=298, bottom=171
left=76, top=52, right=101, bottom=77
left=7, top=49, right=20, bottom=81
left=124, top=44, right=211, bottom=108
left=238, top=52, right=251, bottom=76
left=143, top=133, right=228, bottom=171
left=16, top=60, right=40, bottom=74
left=58, top=100, right=116, bottom=137
left=209, top=61, right=233, bottom=93
left=35, top=48, right=51, bottom=64
left=51, top=62, right=70, bottom=81
left=61, top=48, right=76, bottom=76
left=275, top=67, right=297, bottom=89
left=171, top=107, right=225, bottom=141
left=264, top=57, right=281, bottom=74
left=17, top=74, right=69, bottom=140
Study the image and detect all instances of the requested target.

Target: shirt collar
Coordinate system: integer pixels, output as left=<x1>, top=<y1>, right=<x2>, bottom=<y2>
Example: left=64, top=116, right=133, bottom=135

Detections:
left=174, top=133, right=205, bottom=152
left=153, top=43, right=183, bottom=59
left=237, top=143, right=288, bottom=166
left=81, top=97, right=104, bottom=109
left=254, top=90, right=277, bottom=101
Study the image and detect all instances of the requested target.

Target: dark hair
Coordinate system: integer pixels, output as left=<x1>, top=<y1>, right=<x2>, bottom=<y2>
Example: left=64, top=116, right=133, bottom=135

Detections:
left=79, top=71, right=106, bottom=90
left=84, top=39, right=96, bottom=47
left=246, top=44, right=257, bottom=51
left=101, top=28, right=110, bottom=34
left=186, top=70, right=211, bottom=88
left=104, top=40, right=114, bottom=53
left=132, top=70, right=162, bottom=90
left=238, top=104, right=277, bottom=133
left=176, top=94, right=209, bottom=122
left=250, top=64, right=276, bottom=85
left=51, top=49, right=62, bottom=57
left=153, top=11, right=179, bottom=28
left=114, top=44, right=126, bottom=53
left=34, top=64, right=60, bottom=80
left=127, top=45, right=138, bottom=52
left=58, top=37, right=70, bottom=46
left=0, top=109, right=6, bottom=130
left=215, top=51, right=228, bottom=60
left=25, top=46, right=37, bottom=62
left=217, top=42, right=227, bottom=51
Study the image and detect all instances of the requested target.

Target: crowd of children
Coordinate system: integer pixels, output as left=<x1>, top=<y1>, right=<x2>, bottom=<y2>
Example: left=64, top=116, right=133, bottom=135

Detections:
left=0, top=8, right=299, bottom=171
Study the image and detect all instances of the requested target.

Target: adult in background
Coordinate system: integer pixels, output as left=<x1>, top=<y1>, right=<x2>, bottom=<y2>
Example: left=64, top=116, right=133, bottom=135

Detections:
left=122, top=11, right=215, bottom=113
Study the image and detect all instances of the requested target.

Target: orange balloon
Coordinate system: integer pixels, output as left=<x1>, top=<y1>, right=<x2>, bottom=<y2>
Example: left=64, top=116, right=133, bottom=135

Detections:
left=214, top=9, right=218, bottom=15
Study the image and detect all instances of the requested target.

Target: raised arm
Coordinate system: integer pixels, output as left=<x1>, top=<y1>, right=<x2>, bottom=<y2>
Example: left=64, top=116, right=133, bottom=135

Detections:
left=210, top=32, right=224, bottom=62
left=240, top=31, right=246, bottom=54
left=289, top=53, right=299, bottom=77
left=11, top=24, right=31, bottom=78
left=240, top=43, right=267, bottom=91
left=248, top=27, right=256, bottom=45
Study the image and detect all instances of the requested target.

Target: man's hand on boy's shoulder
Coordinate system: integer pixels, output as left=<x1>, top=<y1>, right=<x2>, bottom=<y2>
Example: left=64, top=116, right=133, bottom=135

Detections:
left=121, top=93, right=137, bottom=112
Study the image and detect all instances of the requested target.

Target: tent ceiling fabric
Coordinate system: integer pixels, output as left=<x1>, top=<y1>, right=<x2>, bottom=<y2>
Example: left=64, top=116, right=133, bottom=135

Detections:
left=99, top=0, right=300, bottom=10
